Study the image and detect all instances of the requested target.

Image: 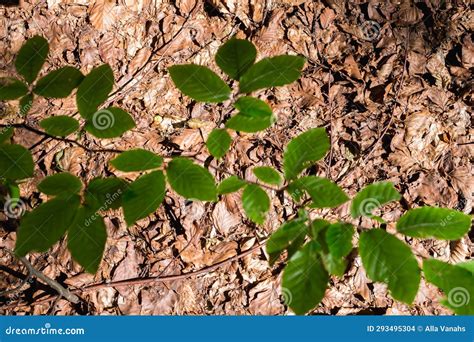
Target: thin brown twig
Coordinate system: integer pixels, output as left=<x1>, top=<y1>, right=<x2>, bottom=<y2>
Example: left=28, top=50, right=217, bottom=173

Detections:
left=3, top=120, right=285, bottom=193
left=0, top=123, right=124, bottom=154
left=359, top=28, right=411, bottom=162
left=191, top=155, right=285, bottom=193
left=12, top=4, right=199, bottom=155
left=336, top=27, right=411, bottom=183
left=2, top=239, right=266, bottom=310
left=0, top=261, right=32, bottom=297
left=2, top=248, right=79, bottom=304
left=105, top=2, right=200, bottom=102
left=154, top=223, right=202, bottom=279
left=326, top=69, right=334, bottom=180
left=27, top=125, right=282, bottom=193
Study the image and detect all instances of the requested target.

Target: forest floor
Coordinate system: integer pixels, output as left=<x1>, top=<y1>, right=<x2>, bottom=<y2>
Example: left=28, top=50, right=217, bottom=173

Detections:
left=0, top=0, right=472, bottom=315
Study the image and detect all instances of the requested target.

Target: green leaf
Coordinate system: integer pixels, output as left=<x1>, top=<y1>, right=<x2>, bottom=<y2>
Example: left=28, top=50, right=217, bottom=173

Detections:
left=282, top=241, right=329, bottom=315
left=253, top=166, right=282, bottom=186
left=15, top=195, right=80, bottom=256
left=76, top=64, right=114, bottom=119
left=110, top=149, right=163, bottom=172
left=34, top=66, right=84, bottom=98
left=225, top=113, right=274, bottom=133
left=15, top=36, right=49, bottom=84
left=283, top=128, right=330, bottom=180
left=359, top=229, right=421, bottom=304
left=286, top=234, right=307, bottom=262
left=169, top=64, right=231, bottom=103
left=308, top=220, right=349, bottom=277
left=397, top=207, right=471, bottom=240
left=266, top=218, right=307, bottom=265
left=206, top=128, right=231, bottom=159
left=225, top=96, right=274, bottom=133
left=67, top=206, right=107, bottom=274
left=286, top=183, right=304, bottom=202
left=217, top=176, right=246, bottom=194
left=309, top=219, right=330, bottom=238
left=288, top=176, right=349, bottom=208
left=39, top=116, right=80, bottom=137
left=351, top=182, right=401, bottom=218
left=215, top=38, right=257, bottom=80
left=37, top=172, right=82, bottom=196
left=325, top=223, right=353, bottom=258
left=6, top=181, right=21, bottom=207
left=85, top=177, right=127, bottom=211
left=239, top=55, right=305, bottom=93
left=122, top=171, right=166, bottom=226
left=0, top=78, right=28, bottom=100
left=423, top=259, right=474, bottom=315
left=457, top=261, right=474, bottom=274
left=84, top=107, right=135, bottom=139
left=0, top=144, right=34, bottom=180
left=19, top=93, right=34, bottom=116
left=0, top=127, right=14, bottom=144
left=166, top=158, right=217, bottom=201
left=242, top=184, right=270, bottom=224
left=234, top=96, right=273, bottom=116
left=321, top=253, right=348, bottom=277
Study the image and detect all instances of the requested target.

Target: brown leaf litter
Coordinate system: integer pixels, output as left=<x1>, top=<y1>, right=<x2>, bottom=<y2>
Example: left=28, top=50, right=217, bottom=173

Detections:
left=0, top=0, right=472, bottom=315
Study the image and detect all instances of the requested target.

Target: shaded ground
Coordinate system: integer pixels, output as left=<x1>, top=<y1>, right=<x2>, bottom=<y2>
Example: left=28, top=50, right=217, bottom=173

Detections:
left=0, top=0, right=472, bottom=315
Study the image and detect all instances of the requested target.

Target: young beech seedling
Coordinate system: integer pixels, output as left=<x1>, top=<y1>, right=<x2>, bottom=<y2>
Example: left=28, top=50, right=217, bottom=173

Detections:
left=0, top=36, right=472, bottom=314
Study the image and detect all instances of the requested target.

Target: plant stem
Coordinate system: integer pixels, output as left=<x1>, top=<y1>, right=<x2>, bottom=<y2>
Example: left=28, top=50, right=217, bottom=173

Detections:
left=0, top=123, right=123, bottom=154
left=2, top=122, right=285, bottom=193
left=2, top=248, right=80, bottom=304
left=2, top=239, right=266, bottom=310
